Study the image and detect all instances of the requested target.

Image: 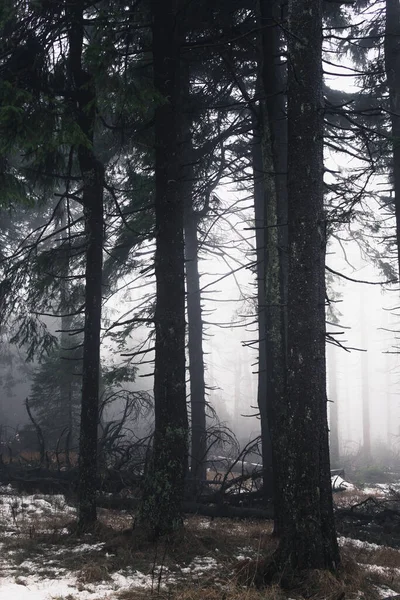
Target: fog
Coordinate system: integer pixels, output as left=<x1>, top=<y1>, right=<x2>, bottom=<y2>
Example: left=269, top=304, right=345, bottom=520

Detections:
left=326, top=254, right=400, bottom=458
left=1, top=180, right=399, bottom=469
left=201, top=203, right=400, bottom=461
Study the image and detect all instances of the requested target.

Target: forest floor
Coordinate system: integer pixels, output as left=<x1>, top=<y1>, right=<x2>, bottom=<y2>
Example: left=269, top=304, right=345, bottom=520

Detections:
left=1, top=482, right=400, bottom=599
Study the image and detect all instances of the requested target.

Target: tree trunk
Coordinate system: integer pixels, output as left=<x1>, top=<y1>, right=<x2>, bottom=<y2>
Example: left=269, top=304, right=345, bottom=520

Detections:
left=385, top=0, right=400, bottom=279
left=257, top=0, right=288, bottom=519
left=181, top=95, right=207, bottom=495
left=258, top=0, right=288, bottom=336
left=252, top=128, right=274, bottom=501
left=185, top=207, right=207, bottom=493
left=136, top=0, right=188, bottom=540
left=59, top=203, right=76, bottom=452
left=270, top=0, right=340, bottom=571
left=66, top=1, right=104, bottom=530
left=384, top=0, right=400, bottom=461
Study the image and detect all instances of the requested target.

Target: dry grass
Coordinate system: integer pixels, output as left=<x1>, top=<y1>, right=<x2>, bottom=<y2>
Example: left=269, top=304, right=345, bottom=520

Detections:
left=339, top=542, right=400, bottom=597
left=117, top=584, right=285, bottom=600
left=117, top=592, right=151, bottom=600
left=113, top=554, right=399, bottom=600
left=232, top=541, right=400, bottom=600
left=3, top=491, right=400, bottom=600
left=77, top=559, right=111, bottom=583
left=98, top=507, right=133, bottom=531
left=333, top=488, right=388, bottom=508
left=2, top=450, right=79, bottom=466
left=185, top=516, right=274, bottom=555
left=343, top=540, right=400, bottom=569
left=167, top=584, right=284, bottom=600
left=5, top=513, right=73, bottom=538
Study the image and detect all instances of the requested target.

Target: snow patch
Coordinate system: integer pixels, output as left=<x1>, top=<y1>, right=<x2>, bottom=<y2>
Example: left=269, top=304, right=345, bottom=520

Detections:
left=338, top=536, right=386, bottom=551
left=180, top=556, right=219, bottom=576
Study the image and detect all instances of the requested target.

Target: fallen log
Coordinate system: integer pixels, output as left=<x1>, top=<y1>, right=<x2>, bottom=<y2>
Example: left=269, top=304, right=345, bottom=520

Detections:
left=96, top=495, right=273, bottom=520
left=0, top=468, right=77, bottom=494
left=0, top=465, right=141, bottom=494
left=183, top=502, right=273, bottom=520
left=331, top=468, right=345, bottom=479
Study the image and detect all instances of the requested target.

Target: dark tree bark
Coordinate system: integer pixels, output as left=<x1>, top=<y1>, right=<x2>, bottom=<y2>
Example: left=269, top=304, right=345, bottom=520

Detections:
left=258, top=0, right=288, bottom=323
left=252, top=128, right=274, bottom=501
left=385, top=0, right=400, bottom=279
left=256, top=0, right=288, bottom=513
left=180, top=92, right=207, bottom=494
left=60, top=293, right=75, bottom=465
left=185, top=204, right=207, bottom=492
left=66, top=1, right=104, bottom=530
left=136, top=0, right=189, bottom=539
left=58, top=204, right=76, bottom=456
left=270, top=0, right=340, bottom=571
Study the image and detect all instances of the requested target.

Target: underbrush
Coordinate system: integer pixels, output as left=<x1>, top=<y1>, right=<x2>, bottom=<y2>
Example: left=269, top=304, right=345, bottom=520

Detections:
left=1, top=488, right=400, bottom=599
left=352, top=465, right=398, bottom=486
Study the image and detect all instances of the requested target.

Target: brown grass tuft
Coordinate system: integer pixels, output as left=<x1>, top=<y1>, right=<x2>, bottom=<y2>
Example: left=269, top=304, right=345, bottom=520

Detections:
left=117, top=591, right=150, bottom=600
left=98, top=508, right=133, bottom=531
left=117, top=584, right=285, bottom=600
left=171, top=584, right=285, bottom=600
left=337, top=550, right=393, bottom=600
left=293, top=568, right=346, bottom=600
left=4, top=500, right=400, bottom=600
left=341, top=539, right=400, bottom=569
left=77, top=559, right=111, bottom=583
left=234, top=547, right=395, bottom=600
left=234, top=557, right=271, bottom=587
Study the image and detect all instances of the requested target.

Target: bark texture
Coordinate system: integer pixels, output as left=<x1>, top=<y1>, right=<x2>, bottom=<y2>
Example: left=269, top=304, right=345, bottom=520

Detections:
left=136, top=0, right=188, bottom=539
left=181, top=101, right=207, bottom=494
left=271, top=0, right=340, bottom=570
left=385, top=0, right=400, bottom=278
left=257, top=0, right=288, bottom=512
left=59, top=204, right=76, bottom=457
left=185, top=205, right=207, bottom=491
left=252, top=128, right=273, bottom=499
left=66, top=1, right=104, bottom=529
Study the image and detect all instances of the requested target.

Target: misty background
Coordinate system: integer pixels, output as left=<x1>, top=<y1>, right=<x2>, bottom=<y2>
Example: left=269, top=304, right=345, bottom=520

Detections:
left=1, top=180, right=399, bottom=467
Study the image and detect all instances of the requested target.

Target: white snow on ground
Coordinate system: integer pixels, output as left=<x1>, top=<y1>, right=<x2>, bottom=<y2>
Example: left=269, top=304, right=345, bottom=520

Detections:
left=1, top=484, right=400, bottom=598
left=362, top=487, right=386, bottom=496
left=361, top=483, right=397, bottom=496
left=0, top=488, right=227, bottom=598
left=180, top=556, right=219, bottom=576
left=0, top=569, right=166, bottom=599
left=0, top=486, right=75, bottom=535
left=0, top=489, right=174, bottom=598
left=197, top=519, right=211, bottom=529
left=376, top=584, right=400, bottom=598
left=338, top=536, right=389, bottom=551
left=235, top=545, right=258, bottom=561
left=339, top=536, right=400, bottom=598
left=0, top=552, right=221, bottom=599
